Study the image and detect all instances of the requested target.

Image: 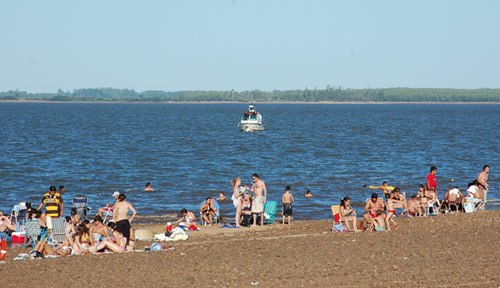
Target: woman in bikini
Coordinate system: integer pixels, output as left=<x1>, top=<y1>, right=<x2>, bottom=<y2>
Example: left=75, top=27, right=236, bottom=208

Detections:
left=72, top=224, right=92, bottom=255
left=339, top=197, right=360, bottom=232
left=384, top=194, right=397, bottom=231
left=231, top=177, right=244, bottom=227
left=90, top=223, right=133, bottom=253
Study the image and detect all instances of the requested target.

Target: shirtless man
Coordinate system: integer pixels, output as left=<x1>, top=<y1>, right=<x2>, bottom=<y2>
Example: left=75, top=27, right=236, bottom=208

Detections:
left=363, top=193, right=386, bottom=231
left=96, top=191, right=120, bottom=220
left=113, top=194, right=136, bottom=246
left=407, top=195, right=423, bottom=217
left=0, top=211, right=17, bottom=237
left=444, top=187, right=465, bottom=212
left=477, top=165, right=489, bottom=192
left=144, top=182, right=154, bottom=192
left=245, top=173, right=267, bottom=227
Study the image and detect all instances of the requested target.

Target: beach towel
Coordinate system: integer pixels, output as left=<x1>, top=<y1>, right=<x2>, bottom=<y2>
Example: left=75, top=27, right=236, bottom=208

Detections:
left=333, top=224, right=348, bottom=233
left=219, top=225, right=240, bottom=228
left=154, top=228, right=189, bottom=242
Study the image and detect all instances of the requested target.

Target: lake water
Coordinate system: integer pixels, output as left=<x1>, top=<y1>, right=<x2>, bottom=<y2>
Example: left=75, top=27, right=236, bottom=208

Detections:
left=0, top=103, right=498, bottom=221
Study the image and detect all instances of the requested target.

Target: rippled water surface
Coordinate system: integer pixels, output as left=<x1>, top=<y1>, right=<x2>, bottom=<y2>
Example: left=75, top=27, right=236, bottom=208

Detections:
left=0, top=103, right=498, bottom=220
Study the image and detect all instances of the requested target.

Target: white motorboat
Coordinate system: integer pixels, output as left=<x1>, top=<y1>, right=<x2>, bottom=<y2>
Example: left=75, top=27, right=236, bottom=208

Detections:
left=238, top=104, right=265, bottom=132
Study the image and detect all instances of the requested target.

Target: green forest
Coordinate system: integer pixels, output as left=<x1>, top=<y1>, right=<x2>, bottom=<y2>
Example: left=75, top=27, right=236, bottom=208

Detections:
left=1, top=87, right=500, bottom=102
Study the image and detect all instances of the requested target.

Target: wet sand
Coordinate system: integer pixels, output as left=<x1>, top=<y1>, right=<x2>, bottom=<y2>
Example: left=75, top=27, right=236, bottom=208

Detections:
left=2, top=210, right=500, bottom=287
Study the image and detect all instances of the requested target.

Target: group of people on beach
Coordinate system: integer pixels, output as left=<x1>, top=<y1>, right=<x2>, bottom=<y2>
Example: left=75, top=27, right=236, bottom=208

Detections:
left=0, top=165, right=491, bottom=260
left=338, top=165, right=490, bottom=232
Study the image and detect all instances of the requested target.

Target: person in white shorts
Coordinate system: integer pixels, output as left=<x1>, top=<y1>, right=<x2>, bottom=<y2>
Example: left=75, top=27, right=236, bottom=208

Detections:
left=245, top=173, right=267, bottom=227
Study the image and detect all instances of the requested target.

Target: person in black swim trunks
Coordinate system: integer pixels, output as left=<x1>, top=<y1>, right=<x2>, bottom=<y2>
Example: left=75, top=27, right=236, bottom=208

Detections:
left=282, top=186, right=294, bottom=225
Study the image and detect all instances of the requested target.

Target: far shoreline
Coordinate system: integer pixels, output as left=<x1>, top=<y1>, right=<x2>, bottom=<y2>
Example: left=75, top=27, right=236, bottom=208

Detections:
left=1, top=100, right=499, bottom=104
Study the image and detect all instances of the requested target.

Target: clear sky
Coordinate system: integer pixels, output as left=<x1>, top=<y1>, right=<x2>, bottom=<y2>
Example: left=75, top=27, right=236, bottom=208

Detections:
left=1, top=0, right=499, bottom=93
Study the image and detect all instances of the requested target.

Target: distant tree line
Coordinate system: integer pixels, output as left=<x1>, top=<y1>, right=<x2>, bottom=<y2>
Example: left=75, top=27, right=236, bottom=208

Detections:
left=1, top=87, right=500, bottom=102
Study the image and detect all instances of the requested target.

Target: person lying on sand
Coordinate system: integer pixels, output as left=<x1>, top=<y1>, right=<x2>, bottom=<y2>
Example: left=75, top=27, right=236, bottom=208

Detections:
left=31, top=238, right=73, bottom=258
left=89, top=223, right=134, bottom=253
left=364, top=193, right=386, bottom=231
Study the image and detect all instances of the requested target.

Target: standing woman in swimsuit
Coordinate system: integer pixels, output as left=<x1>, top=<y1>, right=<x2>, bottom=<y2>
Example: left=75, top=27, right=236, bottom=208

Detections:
left=113, top=194, right=136, bottom=247
left=384, top=194, right=397, bottom=231
left=231, top=177, right=244, bottom=227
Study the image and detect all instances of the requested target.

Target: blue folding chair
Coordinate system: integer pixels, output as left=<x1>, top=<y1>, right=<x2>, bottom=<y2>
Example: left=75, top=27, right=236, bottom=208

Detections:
left=72, top=196, right=92, bottom=220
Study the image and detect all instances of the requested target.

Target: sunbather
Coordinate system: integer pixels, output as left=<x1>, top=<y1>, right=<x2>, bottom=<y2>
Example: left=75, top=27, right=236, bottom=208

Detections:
left=466, top=181, right=485, bottom=210
left=72, top=224, right=92, bottom=255
left=0, top=211, right=17, bottom=234
left=90, top=216, right=110, bottom=241
left=174, top=208, right=196, bottom=227
left=444, top=187, right=465, bottom=212
left=384, top=194, right=397, bottom=230
left=90, top=224, right=133, bottom=253
left=200, top=197, right=217, bottom=225
left=364, top=193, right=386, bottom=231
left=31, top=238, right=73, bottom=258
left=240, top=192, right=253, bottom=226
left=390, top=187, right=408, bottom=214
left=407, top=195, right=423, bottom=217
left=231, top=177, right=244, bottom=227
left=339, top=197, right=359, bottom=232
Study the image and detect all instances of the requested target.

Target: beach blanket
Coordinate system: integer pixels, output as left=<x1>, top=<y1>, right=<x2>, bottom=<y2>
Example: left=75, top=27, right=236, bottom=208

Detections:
left=135, top=229, right=155, bottom=241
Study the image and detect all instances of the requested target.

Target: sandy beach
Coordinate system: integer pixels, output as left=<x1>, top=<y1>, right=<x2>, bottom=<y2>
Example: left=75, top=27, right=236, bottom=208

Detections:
left=2, top=210, right=500, bottom=287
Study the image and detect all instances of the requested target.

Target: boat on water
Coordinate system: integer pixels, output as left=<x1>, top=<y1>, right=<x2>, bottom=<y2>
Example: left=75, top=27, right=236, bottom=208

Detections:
left=238, top=104, right=265, bottom=132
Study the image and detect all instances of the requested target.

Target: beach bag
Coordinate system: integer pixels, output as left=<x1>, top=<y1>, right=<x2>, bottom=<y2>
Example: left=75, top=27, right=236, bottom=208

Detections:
left=333, top=224, right=348, bottom=232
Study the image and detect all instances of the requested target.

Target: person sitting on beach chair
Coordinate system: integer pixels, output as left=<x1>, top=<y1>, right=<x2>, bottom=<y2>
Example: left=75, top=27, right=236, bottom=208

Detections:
left=465, top=181, right=485, bottom=210
left=200, top=197, right=217, bottom=225
left=407, top=195, right=423, bottom=217
left=339, top=197, right=359, bottom=232
left=390, top=187, right=408, bottom=214
left=364, top=193, right=386, bottom=231
left=444, top=187, right=465, bottom=212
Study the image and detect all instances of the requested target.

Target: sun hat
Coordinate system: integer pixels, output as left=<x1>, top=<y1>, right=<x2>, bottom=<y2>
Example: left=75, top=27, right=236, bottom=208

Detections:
left=112, top=191, right=120, bottom=197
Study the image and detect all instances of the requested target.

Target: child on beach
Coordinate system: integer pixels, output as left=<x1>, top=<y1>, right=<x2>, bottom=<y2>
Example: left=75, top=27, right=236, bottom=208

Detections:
left=282, top=186, right=294, bottom=225
left=385, top=194, right=397, bottom=231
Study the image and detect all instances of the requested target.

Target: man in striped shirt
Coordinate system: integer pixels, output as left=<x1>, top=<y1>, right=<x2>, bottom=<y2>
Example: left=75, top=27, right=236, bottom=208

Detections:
left=37, top=186, right=64, bottom=218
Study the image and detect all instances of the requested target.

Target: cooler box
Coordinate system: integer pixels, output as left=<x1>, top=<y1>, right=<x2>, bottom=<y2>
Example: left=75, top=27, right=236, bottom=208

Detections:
left=464, top=197, right=475, bottom=213
left=11, top=232, right=26, bottom=243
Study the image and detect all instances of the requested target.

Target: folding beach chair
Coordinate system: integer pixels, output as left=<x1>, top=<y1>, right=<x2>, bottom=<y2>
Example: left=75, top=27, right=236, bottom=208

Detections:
left=263, top=201, right=278, bottom=225
left=10, top=205, right=28, bottom=231
left=49, top=217, right=67, bottom=244
left=199, top=199, right=220, bottom=225
left=72, top=196, right=92, bottom=220
left=23, top=219, right=46, bottom=248
left=330, top=205, right=350, bottom=232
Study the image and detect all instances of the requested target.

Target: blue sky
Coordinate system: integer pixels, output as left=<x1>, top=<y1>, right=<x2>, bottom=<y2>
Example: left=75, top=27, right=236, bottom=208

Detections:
left=1, top=0, right=499, bottom=92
